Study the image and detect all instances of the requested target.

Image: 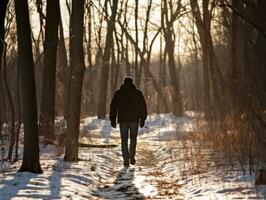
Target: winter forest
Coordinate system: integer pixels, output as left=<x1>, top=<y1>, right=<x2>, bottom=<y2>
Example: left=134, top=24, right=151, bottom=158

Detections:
left=1, top=0, right=266, bottom=199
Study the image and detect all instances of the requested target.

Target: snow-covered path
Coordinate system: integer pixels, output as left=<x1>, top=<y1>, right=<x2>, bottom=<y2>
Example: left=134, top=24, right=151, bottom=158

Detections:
left=1, top=113, right=266, bottom=199
left=93, top=140, right=182, bottom=200
left=0, top=114, right=191, bottom=200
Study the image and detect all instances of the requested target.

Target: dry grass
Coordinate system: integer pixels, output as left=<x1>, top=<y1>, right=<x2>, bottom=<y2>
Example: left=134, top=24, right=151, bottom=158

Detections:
left=189, top=112, right=266, bottom=177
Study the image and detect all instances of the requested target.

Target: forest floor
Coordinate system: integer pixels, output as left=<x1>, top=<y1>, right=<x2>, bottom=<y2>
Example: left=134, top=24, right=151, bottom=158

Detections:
left=0, top=113, right=266, bottom=199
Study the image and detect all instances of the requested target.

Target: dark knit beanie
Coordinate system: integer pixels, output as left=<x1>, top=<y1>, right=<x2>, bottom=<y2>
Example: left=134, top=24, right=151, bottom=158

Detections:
left=124, top=77, right=133, bottom=84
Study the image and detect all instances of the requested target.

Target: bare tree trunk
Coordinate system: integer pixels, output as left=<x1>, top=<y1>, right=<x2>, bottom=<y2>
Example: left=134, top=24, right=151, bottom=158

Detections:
left=15, top=0, right=42, bottom=173
left=122, top=0, right=130, bottom=76
left=35, top=0, right=45, bottom=56
left=39, top=0, right=60, bottom=144
left=163, top=30, right=183, bottom=115
left=86, top=0, right=95, bottom=115
left=0, top=0, right=8, bottom=158
left=125, top=39, right=130, bottom=75
left=57, top=14, right=69, bottom=119
left=110, top=46, right=117, bottom=94
left=3, top=36, right=15, bottom=161
left=64, top=0, right=85, bottom=161
left=134, top=0, right=139, bottom=87
left=230, top=0, right=238, bottom=85
left=165, top=40, right=183, bottom=115
left=141, top=0, right=153, bottom=94
left=15, top=66, right=22, bottom=161
left=190, top=0, right=211, bottom=116
left=161, top=0, right=183, bottom=116
left=113, top=30, right=121, bottom=91
left=14, top=63, right=21, bottom=161
left=162, top=47, right=167, bottom=88
left=97, top=0, right=119, bottom=119
left=0, top=0, right=15, bottom=160
left=157, top=33, right=163, bottom=113
left=86, top=0, right=92, bottom=69
left=192, top=23, right=201, bottom=110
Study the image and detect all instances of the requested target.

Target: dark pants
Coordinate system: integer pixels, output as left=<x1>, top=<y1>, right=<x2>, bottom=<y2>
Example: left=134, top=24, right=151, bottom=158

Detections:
left=119, top=122, right=138, bottom=163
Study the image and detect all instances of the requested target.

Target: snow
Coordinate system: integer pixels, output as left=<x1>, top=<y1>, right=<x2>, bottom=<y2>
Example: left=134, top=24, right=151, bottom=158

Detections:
left=1, top=113, right=266, bottom=199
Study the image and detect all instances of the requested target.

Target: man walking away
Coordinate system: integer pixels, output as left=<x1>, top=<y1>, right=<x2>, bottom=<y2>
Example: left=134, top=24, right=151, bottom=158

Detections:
left=110, top=77, right=147, bottom=167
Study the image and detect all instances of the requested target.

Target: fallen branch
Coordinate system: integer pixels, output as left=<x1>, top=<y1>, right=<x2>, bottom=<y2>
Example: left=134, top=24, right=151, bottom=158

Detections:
left=78, top=143, right=118, bottom=148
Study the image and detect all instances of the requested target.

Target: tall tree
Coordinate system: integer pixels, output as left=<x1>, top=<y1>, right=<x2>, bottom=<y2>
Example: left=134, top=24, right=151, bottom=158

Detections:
left=0, top=0, right=8, bottom=74
left=64, top=0, right=85, bottom=161
left=190, top=0, right=211, bottom=115
left=39, top=0, right=60, bottom=143
left=83, top=0, right=95, bottom=115
left=161, top=0, right=183, bottom=116
left=134, top=0, right=139, bottom=86
left=97, top=0, right=119, bottom=119
left=0, top=0, right=9, bottom=150
left=57, top=13, right=69, bottom=119
left=15, top=0, right=42, bottom=173
left=190, top=0, right=223, bottom=117
left=0, top=2, right=16, bottom=161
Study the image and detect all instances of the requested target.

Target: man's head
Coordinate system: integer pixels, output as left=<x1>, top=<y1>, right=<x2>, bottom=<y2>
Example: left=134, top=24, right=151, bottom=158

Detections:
left=124, top=77, right=133, bottom=84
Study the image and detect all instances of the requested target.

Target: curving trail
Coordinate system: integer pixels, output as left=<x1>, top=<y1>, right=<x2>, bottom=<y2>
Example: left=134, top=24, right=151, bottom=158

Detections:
left=93, top=139, right=183, bottom=200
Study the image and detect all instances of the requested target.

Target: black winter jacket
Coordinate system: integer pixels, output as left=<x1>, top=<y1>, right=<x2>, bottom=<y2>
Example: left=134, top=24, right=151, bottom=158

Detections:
left=109, top=83, right=147, bottom=123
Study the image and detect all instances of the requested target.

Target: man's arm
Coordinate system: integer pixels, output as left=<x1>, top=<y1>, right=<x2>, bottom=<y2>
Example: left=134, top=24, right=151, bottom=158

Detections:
left=139, top=91, right=147, bottom=122
left=109, top=92, right=118, bottom=127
